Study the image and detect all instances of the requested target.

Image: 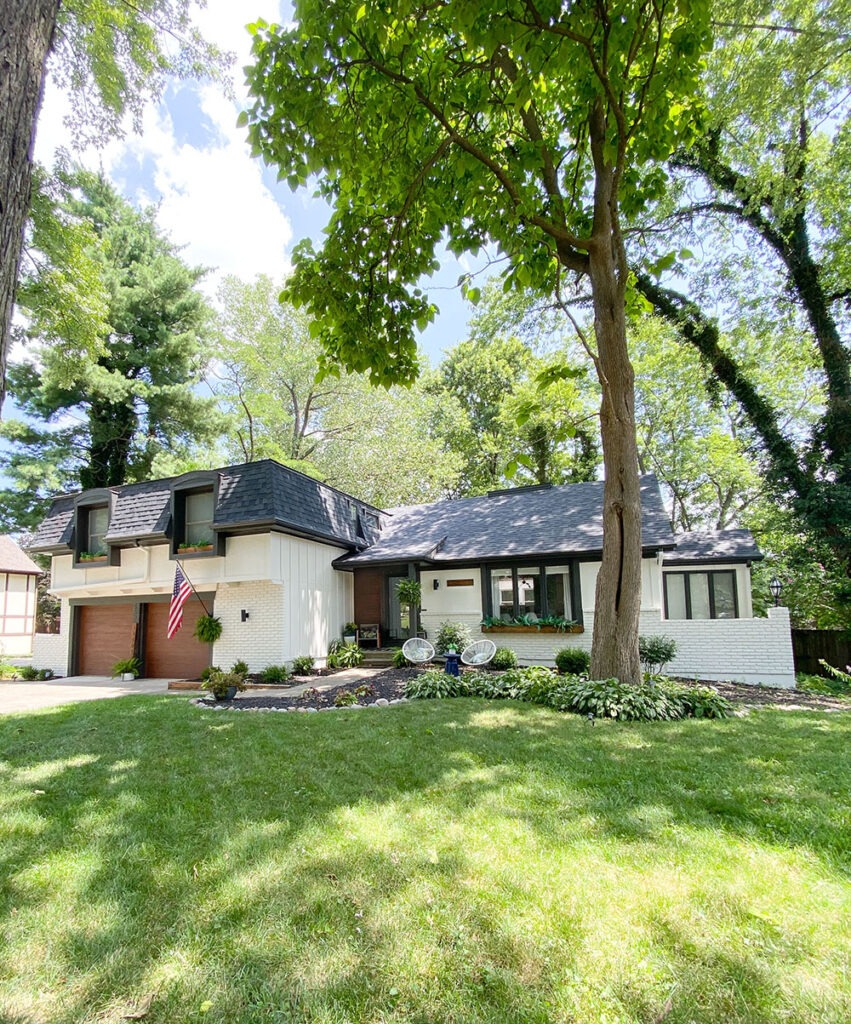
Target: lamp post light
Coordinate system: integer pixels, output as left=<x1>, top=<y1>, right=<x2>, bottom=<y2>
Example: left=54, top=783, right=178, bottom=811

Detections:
left=769, top=576, right=783, bottom=607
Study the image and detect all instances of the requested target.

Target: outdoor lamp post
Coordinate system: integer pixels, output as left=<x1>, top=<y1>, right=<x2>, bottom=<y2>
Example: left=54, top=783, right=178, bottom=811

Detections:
left=769, top=576, right=783, bottom=607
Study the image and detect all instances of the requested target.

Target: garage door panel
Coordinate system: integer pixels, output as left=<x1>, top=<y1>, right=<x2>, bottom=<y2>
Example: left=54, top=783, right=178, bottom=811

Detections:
left=145, top=601, right=211, bottom=679
left=77, top=605, right=136, bottom=676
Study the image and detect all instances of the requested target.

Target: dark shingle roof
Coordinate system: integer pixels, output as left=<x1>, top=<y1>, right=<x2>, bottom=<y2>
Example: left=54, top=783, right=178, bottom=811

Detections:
left=663, top=529, right=763, bottom=564
left=29, top=460, right=384, bottom=553
left=0, top=536, right=42, bottom=574
left=336, top=475, right=675, bottom=566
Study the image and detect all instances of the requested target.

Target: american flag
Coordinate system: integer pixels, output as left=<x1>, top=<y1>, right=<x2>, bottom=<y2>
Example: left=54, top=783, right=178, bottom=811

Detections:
left=167, top=564, right=193, bottom=638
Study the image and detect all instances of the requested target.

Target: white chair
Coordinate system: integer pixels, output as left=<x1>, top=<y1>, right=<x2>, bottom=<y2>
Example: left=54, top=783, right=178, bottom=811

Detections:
left=402, top=637, right=435, bottom=663
left=461, top=639, right=496, bottom=666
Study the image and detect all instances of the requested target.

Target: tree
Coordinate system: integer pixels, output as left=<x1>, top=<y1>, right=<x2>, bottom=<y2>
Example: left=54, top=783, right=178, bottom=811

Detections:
left=209, top=274, right=462, bottom=507
left=243, top=0, right=711, bottom=684
left=633, top=0, right=851, bottom=583
left=0, top=0, right=229, bottom=412
left=0, top=170, right=221, bottom=528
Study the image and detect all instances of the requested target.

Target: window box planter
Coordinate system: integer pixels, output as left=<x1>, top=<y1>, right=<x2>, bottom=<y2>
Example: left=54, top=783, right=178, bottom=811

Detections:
left=481, top=624, right=584, bottom=634
left=177, top=544, right=215, bottom=555
left=78, top=554, right=108, bottom=564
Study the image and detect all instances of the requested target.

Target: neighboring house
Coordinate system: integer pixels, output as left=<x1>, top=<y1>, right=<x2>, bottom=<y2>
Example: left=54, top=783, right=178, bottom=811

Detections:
left=28, top=460, right=795, bottom=686
left=0, top=536, right=41, bottom=657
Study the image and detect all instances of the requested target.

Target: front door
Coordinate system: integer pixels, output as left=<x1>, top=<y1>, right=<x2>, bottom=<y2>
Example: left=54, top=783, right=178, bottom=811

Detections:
left=386, top=575, right=410, bottom=643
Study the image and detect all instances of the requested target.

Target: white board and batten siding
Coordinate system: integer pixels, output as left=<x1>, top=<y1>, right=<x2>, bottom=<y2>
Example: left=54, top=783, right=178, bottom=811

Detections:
left=0, top=571, right=38, bottom=657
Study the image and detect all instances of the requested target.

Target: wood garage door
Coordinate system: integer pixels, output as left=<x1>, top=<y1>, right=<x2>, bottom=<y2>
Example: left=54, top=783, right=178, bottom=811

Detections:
left=77, top=604, right=136, bottom=676
left=144, top=601, right=211, bottom=680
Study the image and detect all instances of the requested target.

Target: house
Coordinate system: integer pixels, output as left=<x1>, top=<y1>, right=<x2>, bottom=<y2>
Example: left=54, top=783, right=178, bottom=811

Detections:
left=28, top=460, right=795, bottom=686
left=0, top=535, right=41, bottom=657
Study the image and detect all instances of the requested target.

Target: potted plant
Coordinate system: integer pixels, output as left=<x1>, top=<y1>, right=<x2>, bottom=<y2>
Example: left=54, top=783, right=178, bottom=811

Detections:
left=201, top=668, right=246, bottom=701
left=178, top=536, right=215, bottom=555
left=194, top=614, right=223, bottom=644
left=395, top=578, right=422, bottom=638
left=343, top=621, right=358, bottom=643
left=111, top=656, right=141, bottom=681
left=79, top=550, right=108, bottom=563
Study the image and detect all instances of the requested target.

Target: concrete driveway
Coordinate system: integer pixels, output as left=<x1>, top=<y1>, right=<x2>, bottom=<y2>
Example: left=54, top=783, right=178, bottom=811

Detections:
left=0, top=676, right=184, bottom=715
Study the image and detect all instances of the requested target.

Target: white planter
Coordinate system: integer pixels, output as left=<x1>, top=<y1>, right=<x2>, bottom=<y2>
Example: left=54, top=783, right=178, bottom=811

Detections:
left=343, top=635, right=356, bottom=644
left=121, top=672, right=136, bottom=681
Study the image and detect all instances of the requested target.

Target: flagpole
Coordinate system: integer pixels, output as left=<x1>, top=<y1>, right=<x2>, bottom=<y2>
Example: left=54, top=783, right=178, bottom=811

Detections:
left=175, top=558, right=212, bottom=616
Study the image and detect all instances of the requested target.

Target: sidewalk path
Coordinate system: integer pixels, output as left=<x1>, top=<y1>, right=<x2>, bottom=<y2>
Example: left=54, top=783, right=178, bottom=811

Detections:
left=0, top=676, right=180, bottom=715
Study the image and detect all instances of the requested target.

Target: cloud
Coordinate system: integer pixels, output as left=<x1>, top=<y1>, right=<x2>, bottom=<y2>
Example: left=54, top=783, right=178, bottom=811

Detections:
left=33, top=0, right=292, bottom=296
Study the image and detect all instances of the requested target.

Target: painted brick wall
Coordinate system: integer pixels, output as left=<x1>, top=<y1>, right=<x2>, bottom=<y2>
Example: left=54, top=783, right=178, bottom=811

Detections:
left=32, top=598, right=71, bottom=675
left=439, top=607, right=794, bottom=688
left=212, top=580, right=286, bottom=673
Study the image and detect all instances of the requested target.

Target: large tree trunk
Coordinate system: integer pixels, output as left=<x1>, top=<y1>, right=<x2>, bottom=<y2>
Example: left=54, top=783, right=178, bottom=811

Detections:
left=0, top=0, right=59, bottom=415
left=586, top=101, right=643, bottom=686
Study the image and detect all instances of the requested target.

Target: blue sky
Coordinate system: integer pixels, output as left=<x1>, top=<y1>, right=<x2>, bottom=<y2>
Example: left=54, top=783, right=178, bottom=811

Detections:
left=31, top=0, right=497, bottom=368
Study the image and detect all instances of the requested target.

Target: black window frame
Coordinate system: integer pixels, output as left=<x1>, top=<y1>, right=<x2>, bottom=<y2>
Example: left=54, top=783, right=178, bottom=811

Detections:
left=663, top=569, right=739, bottom=620
left=481, top=560, right=582, bottom=624
left=170, top=472, right=223, bottom=559
left=73, top=490, right=114, bottom=567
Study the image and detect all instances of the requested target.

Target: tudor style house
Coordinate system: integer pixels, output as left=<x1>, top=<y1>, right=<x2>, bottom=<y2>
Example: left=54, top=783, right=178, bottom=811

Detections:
left=29, top=459, right=795, bottom=687
left=0, top=535, right=41, bottom=657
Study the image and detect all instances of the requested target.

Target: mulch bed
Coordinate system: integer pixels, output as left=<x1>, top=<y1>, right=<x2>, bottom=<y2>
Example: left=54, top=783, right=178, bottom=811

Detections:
left=201, top=666, right=849, bottom=712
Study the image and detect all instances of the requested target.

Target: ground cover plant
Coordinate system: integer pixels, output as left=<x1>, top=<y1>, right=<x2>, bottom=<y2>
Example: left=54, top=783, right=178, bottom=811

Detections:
left=0, top=696, right=848, bottom=1023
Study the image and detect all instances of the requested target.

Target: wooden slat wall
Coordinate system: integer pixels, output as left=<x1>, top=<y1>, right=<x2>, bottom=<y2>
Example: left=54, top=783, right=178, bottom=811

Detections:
left=791, top=629, right=851, bottom=676
left=77, top=604, right=135, bottom=676
left=354, top=569, right=383, bottom=625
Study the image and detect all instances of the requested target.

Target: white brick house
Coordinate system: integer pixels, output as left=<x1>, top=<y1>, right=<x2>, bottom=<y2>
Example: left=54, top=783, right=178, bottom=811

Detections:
left=29, top=460, right=794, bottom=687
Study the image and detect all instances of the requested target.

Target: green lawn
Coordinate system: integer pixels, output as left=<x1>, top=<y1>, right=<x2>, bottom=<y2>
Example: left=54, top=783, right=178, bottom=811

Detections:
left=0, top=697, right=849, bottom=1024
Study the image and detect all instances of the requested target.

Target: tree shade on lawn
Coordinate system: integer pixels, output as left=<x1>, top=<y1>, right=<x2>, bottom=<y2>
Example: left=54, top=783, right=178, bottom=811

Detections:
left=242, top=0, right=712, bottom=685
left=0, top=697, right=848, bottom=1022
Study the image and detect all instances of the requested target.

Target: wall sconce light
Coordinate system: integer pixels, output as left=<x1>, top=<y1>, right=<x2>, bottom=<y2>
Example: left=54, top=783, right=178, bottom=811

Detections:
left=768, top=577, right=783, bottom=607
left=241, top=609, right=250, bottom=622
left=433, top=579, right=440, bottom=590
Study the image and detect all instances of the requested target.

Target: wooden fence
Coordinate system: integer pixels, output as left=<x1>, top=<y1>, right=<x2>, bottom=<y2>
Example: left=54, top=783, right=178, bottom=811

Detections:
left=791, top=629, right=851, bottom=676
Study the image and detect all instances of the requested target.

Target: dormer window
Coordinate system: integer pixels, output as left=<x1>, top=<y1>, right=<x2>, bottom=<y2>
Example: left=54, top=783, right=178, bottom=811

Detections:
left=74, top=496, right=112, bottom=565
left=185, top=491, right=214, bottom=546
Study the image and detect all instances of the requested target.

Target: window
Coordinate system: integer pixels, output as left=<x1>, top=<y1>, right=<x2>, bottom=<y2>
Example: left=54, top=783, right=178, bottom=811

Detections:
left=87, top=506, right=109, bottom=555
left=184, top=491, right=214, bottom=546
left=487, top=564, right=574, bottom=621
left=664, top=570, right=739, bottom=620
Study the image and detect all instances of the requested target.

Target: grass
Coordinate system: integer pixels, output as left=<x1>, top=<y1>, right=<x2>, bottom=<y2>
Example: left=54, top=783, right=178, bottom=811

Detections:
left=0, top=697, right=849, bottom=1024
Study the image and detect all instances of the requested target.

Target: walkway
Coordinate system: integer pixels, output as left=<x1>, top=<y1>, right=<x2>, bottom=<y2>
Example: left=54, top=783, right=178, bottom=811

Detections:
left=0, top=676, right=178, bottom=715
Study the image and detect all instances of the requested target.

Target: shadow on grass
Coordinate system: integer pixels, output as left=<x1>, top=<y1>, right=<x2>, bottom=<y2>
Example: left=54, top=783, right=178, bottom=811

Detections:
left=0, top=696, right=848, bottom=1023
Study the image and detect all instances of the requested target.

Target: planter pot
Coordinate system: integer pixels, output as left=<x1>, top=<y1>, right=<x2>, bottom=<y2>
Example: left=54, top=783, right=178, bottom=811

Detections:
left=343, top=635, right=356, bottom=644
left=481, top=624, right=584, bottom=634
left=213, top=686, right=238, bottom=701
left=80, top=556, right=108, bottom=564
left=178, top=545, right=214, bottom=555
left=121, top=672, right=136, bottom=681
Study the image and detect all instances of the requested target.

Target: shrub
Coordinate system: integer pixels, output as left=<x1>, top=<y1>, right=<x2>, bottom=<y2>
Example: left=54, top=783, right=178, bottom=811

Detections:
left=17, top=665, right=56, bottom=681
left=334, top=688, right=359, bottom=707
left=231, top=659, right=249, bottom=678
left=17, top=665, right=40, bottom=681
left=354, top=683, right=376, bottom=698
left=490, top=646, right=518, bottom=670
left=434, top=620, right=472, bottom=655
left=552, top=677, right=686, bottom=721
left=200, top=665, right=221, bottom=682
left=404, top=668, right=469, bottom=699
left=301, top=686, right=321, bottom=701
left=201, top=669, right=247, bottom=700
left=555, top=647, right=590, bottom=676
left=391, top=648, right=411, bottom=668
left=817, top=660, right=851, bottom=695
left=638, top=635, right=678, bottom=674
left=0, top=662, right=16, bottom=679
left=291, top=655, right=316, bottom=675
left=670, top=683, right=733, bottom=719
left=327, top=642, right=364, bottom=669
left=261, top=663, right=289, bottom=684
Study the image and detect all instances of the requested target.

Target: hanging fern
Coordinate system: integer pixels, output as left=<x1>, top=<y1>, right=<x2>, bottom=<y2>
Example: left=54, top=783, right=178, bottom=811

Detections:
left=194, top=614, right=223, bottom=644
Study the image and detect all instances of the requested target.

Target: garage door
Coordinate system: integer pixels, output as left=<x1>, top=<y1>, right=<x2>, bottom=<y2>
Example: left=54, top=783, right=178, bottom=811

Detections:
left=144, top=601, right=211, bottom=680
left=77, top=604, right=136, bottom=676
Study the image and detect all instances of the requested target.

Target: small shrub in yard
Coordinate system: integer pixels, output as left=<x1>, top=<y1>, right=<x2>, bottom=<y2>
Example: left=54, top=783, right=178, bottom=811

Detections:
left=201, top=670, right=247, bottom=700
left=490, top=646, right=518, bottom=670
left=669, top=682, right=733, bottom=719
left=554, top=677, right=686, bottom=721
left=391, top=648, right=411, bottom=668
left=200, top=665, right=221, bottom=682
left=555, top=646, right=590, bottom=676
left=261, top=664, right=289, bottom=684
left=291, top=655, right=316, bottom=675
left=327, top=642, right=364, bottom=669
left=434, top=620, right=472, bottom=655
left=231, top=660, right=249, bottom=678
left=301, top=686, right=321, bottom=701
left=354, top=683, right=376, bottom=698
left=334, top=689, right=359, bottom=707
left=18, top=666, right=56, bottom=681
left=639, top=634, right=678, bottom=674
left=404, top=668, right=469, bottom=699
